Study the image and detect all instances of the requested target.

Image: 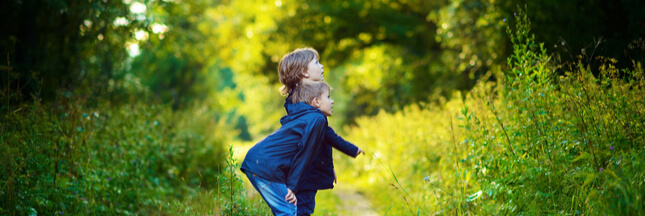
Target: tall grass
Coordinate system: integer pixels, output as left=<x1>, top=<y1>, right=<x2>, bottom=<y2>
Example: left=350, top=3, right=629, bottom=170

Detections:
left=336, top=8, right=644, bottom=215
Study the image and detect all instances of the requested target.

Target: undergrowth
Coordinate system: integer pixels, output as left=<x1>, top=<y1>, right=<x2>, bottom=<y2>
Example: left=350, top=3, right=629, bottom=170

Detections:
left=1, top=63, right=269, bottom=215
left=336, top=7, right=644, bottom=215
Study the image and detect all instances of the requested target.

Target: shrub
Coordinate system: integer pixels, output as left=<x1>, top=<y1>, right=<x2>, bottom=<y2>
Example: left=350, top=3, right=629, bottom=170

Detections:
left=0, top=87, right=232, bottom=215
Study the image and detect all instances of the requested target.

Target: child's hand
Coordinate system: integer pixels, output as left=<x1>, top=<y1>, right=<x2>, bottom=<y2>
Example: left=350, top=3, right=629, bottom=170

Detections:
left=285, top=188, right=297, bottom=206
left=356, top=148, right=365, bottom=157
left=333, top=169, right=337, bottom=184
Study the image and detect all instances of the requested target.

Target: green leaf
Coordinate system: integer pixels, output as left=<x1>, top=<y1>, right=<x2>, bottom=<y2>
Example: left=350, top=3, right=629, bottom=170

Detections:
left=466, top=190, right=482, bottom=202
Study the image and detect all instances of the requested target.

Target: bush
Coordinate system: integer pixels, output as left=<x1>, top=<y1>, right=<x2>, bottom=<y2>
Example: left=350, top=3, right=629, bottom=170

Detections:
left=0, top=87, right=233, bottom=215
left=462, top=8, right=645, bottom=214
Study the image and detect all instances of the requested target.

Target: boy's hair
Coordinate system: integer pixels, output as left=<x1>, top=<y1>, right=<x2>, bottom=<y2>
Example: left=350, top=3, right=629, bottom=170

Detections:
left=292, top=81, right=330, bottom=105
left=278, top=47, right=320, bottom=96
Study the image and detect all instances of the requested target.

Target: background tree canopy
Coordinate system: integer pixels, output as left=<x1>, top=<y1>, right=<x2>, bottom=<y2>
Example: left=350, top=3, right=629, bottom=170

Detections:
left=3, top=0, right=644, bottom=139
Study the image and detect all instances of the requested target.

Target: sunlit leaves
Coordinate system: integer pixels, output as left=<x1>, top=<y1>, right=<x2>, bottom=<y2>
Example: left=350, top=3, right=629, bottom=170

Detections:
left=430, top=0, right=507, bottom=76
left=332, top=7, right=645, bottom=215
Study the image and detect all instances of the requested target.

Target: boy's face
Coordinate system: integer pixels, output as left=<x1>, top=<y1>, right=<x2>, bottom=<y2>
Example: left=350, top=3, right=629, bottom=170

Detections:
left=304, top=58, right=324, bottom=82
left=315, top=89, right=334, bottom=117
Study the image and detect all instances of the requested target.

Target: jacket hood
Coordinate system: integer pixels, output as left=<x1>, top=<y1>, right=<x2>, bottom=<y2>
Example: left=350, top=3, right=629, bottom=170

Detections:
left=280, top=96, right=324, bottom=125
left=283, top=93, right=294, bottom=114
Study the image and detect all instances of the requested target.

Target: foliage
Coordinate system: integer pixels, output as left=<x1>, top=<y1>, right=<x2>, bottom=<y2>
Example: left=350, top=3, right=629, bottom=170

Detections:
left=464, top=8, right=645, bottom=214
left=130, top=0, right=219, bottom=109
left=165, top=146, right=271, bottom=216
left=4, top=0, right=645, bottom=140
left=0, top=0, right=146, bottom=101
left=336, top=8, right=645, bottom=215
left=335, top=98, right=462, bottom=215
left=3, top=0, right=645, bottom=214
left=0, top=76, right=270, bottom=215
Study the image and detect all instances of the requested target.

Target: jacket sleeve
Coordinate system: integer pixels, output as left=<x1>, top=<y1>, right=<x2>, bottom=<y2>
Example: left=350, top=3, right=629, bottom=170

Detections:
left=286, top=114, right=327, bottom=192
left=324, top=126, right=360, bottom=158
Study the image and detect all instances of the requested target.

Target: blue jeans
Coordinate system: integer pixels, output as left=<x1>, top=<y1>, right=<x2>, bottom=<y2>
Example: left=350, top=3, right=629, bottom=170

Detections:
left=296, top=190, right=317, bottom=216
left=245, top=172, right=297, bottom=216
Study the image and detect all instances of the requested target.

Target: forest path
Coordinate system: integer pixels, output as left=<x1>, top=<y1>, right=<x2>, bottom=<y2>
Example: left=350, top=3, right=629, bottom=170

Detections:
left=324, top=184, right=379, bottom=216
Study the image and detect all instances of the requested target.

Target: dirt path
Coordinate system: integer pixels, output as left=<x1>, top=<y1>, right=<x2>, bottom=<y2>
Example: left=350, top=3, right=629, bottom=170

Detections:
left=332, top=184, right=379, bottom=216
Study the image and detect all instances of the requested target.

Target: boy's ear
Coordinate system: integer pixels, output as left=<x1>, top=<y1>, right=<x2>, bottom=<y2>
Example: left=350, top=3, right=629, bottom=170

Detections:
left=311, top=97, right=321, bottom=108
left=302, top=70, right=310, bottom=78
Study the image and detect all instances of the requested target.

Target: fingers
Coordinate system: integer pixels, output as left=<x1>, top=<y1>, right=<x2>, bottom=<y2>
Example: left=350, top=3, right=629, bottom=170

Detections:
left=334, top=171, right=337, bottom=184
left=287, top=196, right=297, bottom=206
left=285, top=194, right=297, bottom=205
left=356, top=148, right=365, bottom=156
left=285, top=189, right=297, bottom=206
left=285, top=194, right=296, bottom=203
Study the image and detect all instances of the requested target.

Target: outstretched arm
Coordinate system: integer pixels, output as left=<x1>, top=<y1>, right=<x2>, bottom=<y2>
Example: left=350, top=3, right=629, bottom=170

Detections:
left=324, top=126, right=363, bottom=157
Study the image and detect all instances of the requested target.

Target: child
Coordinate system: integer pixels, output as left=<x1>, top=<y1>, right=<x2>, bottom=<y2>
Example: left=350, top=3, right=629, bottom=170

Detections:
left=278, top=48, right=365, bottom=215
left=241, top=81, right=335, bottom=216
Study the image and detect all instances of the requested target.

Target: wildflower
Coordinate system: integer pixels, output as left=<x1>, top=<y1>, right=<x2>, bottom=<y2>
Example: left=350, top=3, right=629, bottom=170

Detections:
left=610, top=145, right=614, bottom=151
left=108, top=177, right=111, bottom=181
left=424, top=176, right=430, bottom=182
left=503, top=18, right=506, bottom=22
left=74, top=191, right=77, bottom=194
left=600, top=168, right=603, bottom=172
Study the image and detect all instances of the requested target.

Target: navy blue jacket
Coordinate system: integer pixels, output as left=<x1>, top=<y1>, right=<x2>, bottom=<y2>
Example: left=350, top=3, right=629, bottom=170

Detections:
left=284, top=95, right=359, bottom=191
left=240, top=102, right=327, bottom=193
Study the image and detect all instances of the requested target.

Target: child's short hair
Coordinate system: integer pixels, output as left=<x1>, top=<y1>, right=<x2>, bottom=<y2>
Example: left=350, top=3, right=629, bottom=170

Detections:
left=278, top=48, right=320, bottom=95
left=292, top=81, right=330, bottom=105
